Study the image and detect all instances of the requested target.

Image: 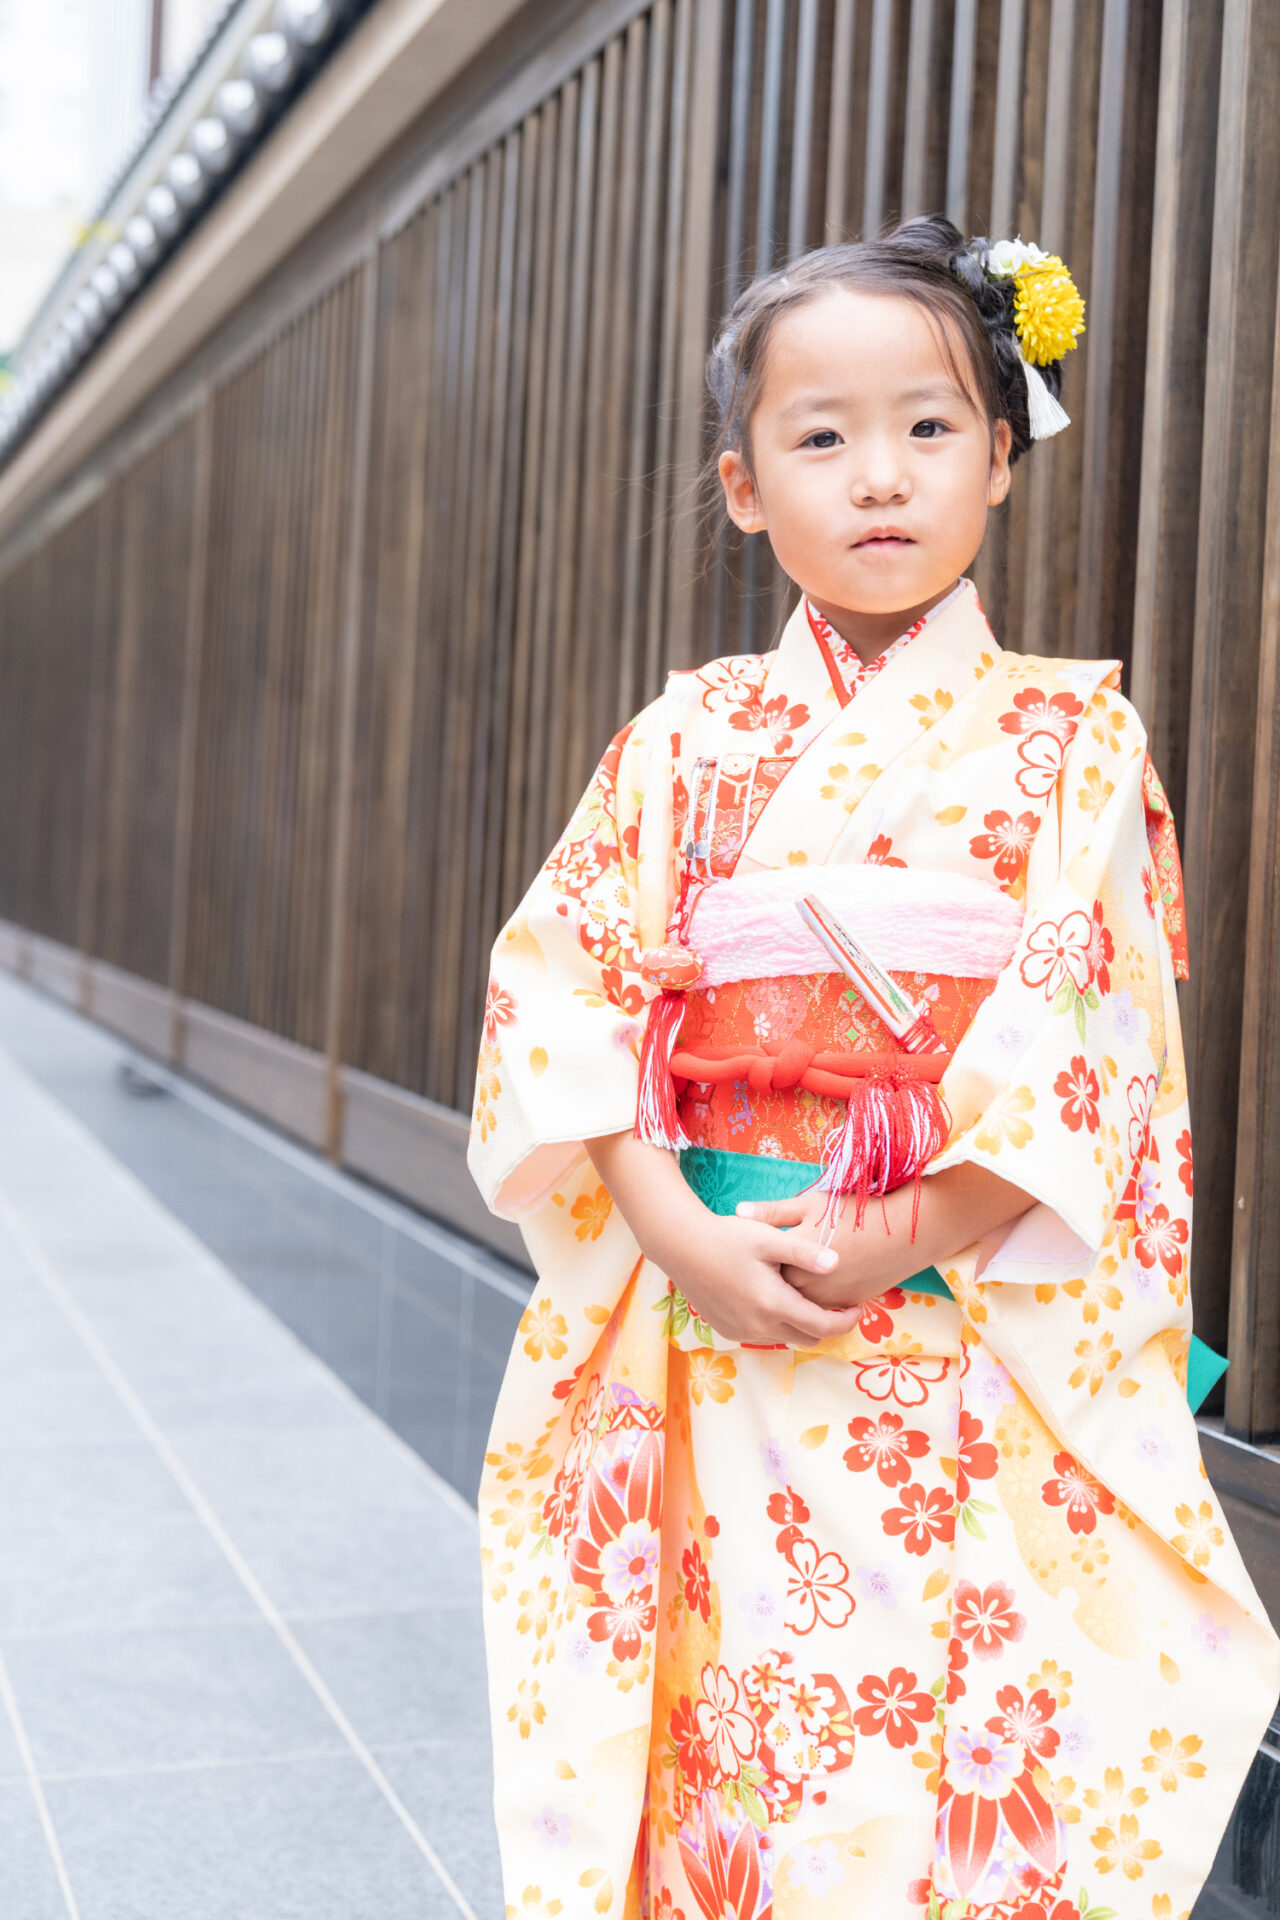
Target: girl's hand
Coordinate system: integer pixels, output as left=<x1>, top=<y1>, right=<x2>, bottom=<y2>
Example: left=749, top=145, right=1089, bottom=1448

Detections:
left=647, top=1206, right=865, bottom=1349
left=584, top=1129, right=864, bottom=1349
left=738, top=1161, right=1038, bottom=1309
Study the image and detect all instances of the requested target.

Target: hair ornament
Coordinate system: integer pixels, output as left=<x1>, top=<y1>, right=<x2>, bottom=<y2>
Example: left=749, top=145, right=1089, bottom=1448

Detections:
left=982, top=236, right=1086, bottom=441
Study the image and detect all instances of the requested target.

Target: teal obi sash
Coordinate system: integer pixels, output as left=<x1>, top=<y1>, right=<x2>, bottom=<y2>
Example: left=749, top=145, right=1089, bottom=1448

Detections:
left=679, top=1143, right=1227, bottom=1414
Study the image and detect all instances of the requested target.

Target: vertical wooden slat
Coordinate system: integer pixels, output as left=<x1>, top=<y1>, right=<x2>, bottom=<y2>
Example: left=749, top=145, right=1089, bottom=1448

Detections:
left=1227, top=289, right=1280, bottom=1440
left=170, top=399, right=213, bottom=1036
left=755, top=0, right=786, bottom=272
left=1129, top=0, right=1223, bottom=824
left=862, top=0, right=896, bottom=237
left=946, top=0, right=978, bottom=230
left=324, top=249, right=379, bottom=1149
left=989, top=0, right=1026, bottom=239
left=901, top=0, right=935, bottom=217
left=1182, top=0, right=1280, bottom=1370
left=788, top=0, right=819, bottom=257
left=825, top=0, right=858, bottom=240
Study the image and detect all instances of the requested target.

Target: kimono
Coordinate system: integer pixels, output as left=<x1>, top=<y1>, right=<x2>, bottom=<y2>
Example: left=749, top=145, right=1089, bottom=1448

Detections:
left=468, top=578, right=1279, bottom=1920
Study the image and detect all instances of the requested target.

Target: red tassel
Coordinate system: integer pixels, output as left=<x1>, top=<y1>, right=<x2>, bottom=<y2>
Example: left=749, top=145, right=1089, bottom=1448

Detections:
left=813, top=1069, right=949, bottom=1240
left=635, top=989, right=691, bottom=1151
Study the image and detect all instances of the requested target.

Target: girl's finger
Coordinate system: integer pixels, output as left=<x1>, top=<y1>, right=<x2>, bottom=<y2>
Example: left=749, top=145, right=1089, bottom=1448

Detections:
left=736, top=1196, right=809, bottom=1227
left=759, top=1228, right=836, bottom=1276
left=770, top=1285, right=861, bottom=1343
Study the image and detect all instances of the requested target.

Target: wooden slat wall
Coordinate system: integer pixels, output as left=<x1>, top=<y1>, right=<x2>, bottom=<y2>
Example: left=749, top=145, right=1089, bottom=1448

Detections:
left=2, top=0, right=1280, bottom=1434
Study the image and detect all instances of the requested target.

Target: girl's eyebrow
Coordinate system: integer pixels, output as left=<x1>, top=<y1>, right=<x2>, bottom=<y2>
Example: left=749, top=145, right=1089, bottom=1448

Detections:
left=778, top=381, right=964, bottom=422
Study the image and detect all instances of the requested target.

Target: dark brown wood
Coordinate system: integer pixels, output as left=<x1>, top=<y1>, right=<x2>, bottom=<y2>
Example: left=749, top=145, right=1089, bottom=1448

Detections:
left=1181, top=0, right=1280, bottom=1372
left=1129, top=0, right=1223, bottom=826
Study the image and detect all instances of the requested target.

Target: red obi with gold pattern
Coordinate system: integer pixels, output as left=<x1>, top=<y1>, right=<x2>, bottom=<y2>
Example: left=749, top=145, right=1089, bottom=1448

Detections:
left=675, top=971, right=996, bottom=1162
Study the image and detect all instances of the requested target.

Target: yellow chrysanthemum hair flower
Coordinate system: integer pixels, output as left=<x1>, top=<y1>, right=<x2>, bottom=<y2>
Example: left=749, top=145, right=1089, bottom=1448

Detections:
left=1012, top=254, right=1086, bottom=367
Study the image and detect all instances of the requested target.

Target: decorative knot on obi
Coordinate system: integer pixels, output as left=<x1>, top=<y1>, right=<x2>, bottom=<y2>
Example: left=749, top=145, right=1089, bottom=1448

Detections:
left=668, top=1037, right=950, bottom=1099
left=634, top=864, right=1024, bottom=1236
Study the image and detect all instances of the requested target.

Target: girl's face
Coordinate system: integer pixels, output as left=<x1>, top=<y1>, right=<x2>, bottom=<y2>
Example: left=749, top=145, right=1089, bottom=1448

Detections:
left=719, top=287, right=1012, bottom=651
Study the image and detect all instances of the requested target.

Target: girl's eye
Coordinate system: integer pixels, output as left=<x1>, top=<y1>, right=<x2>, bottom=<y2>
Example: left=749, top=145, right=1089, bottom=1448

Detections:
left=801, top=429, right=841, bottom=449
left=911, top=419, right=949, bottom=440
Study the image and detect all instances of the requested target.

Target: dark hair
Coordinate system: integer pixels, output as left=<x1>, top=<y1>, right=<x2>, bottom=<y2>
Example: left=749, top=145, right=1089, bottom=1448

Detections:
left=705, top=214, right=1066, bottom=490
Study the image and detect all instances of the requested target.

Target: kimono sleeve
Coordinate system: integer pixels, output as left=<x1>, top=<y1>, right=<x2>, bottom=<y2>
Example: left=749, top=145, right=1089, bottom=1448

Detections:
left=467, top=698, right=675, bottom=1221
left=931, top=684, right=1185, bottom=1277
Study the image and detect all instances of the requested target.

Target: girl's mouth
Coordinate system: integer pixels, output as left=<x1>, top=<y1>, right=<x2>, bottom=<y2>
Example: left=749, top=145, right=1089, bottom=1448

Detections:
left=855, top=535, right=914, bottom=550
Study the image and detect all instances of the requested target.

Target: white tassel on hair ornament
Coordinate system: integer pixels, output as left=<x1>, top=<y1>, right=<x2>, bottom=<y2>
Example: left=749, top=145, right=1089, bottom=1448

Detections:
left=982, top=236, right=1086, bottom=442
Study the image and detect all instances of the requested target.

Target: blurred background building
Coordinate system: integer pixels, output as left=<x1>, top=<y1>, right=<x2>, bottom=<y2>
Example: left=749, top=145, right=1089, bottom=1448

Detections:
left=0, top=2, right=1277, bottom=1910
left=0, top=0, right=225, bottom=362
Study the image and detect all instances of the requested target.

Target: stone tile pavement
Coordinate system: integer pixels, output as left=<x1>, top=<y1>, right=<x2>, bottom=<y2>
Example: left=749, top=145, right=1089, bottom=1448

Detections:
left=0, top=1030, right=503, bottom=1918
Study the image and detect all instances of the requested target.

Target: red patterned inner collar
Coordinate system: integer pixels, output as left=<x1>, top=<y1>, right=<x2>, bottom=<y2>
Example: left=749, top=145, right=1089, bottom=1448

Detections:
left=805, top=582, right=965, bottom=707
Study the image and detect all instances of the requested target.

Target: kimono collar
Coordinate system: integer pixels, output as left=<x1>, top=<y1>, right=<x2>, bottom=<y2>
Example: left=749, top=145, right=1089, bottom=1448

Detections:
left=805, top=578, right=970, bottom=707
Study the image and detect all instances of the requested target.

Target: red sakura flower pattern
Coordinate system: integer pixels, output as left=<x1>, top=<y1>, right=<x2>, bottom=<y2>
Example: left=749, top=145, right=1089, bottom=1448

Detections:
left=844, top=1411, right=930, bottom=1487
left=997, top=687, right=1084, bottom=742
left=1054, top=1055, right=1100, bottom=1133
left=784, top=1533, right=855, bottom=1635
left=482, top=980, right=518, bottom=1041
left=1087, top=898, right=1114, bottom=995
left=866, top=833, right=907, bottom=868
left=882, top=1482, right=957, bottom=1554
left=854, top=1287, right=906, bottom=1344
left=587, top=1586, right=656, bottom=1660
left=669, top=1693, right=712, bottom=1792
left=1020, top=909, right=1093, bottom=998
left=986, top=1683, right=1060, bottom=1760
left=955, top=1410, right=999, bottom=1505
left=853, top=1667, right=936, bottom=1747
left=682, top=1540, right=711, bottom=1623
left=1176, top=1127, right=1194, bottom=1196
left=950, top=1579, right=1026, bottom=1659
left=1040, top=1450, right=1115, bottom=1534
left=1134, top=1202, right=1189, bottom=1276
left=850, top=1355, right=951, bottom=1407
left=969, top=808, right=1039, bottom=884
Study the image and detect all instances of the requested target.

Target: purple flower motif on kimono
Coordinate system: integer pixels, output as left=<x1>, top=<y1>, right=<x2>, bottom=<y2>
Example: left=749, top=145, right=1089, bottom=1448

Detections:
left=612, top=1020, right=642, bottom=1055
left=967, top=1350, right=1017, bottom=1416
left=1135, top=1425, right=1175, bottom=1471
left=599, top=1520, right=660, bottom=1600
left=994, top=1022, right=1032, bottom=1059
left=738, top=1587, right=783, bottom=1634
left=759, top=1436, right=788, bottom=1487
left=534, top=1807, right=572, bottom=1849
left=786, top=1840, right=845, bottom=1895
left=1111, top=987, right=1143, bottom=1047
left=855, top=1563, right=903, bottom=1609
left=944, top=1725, right=1022, bottom=1797
left=1193, top=1612, right=1231, bottom=1660
left=562, top=1625, right=599, bottom=1671
left=1056, top=1713, right=1094, bottom=1760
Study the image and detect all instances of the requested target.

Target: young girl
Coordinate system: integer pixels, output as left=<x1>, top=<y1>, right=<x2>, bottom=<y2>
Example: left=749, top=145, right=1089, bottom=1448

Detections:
left=469, top=216, right=1279, bottom=1920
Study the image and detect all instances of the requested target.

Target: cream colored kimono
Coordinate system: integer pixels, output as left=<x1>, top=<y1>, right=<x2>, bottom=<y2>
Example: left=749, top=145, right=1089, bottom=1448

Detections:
left=469, top=580, right=1279, bottom=1920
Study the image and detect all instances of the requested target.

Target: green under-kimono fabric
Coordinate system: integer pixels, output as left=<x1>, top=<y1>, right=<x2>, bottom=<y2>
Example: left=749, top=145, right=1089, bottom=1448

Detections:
left=679, top=1142, right=1228, bottom=1414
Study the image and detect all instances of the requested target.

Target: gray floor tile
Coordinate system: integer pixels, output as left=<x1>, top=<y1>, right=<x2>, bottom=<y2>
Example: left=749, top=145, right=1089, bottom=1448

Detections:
left=0, top=1783, right=71, bottom=1919
left=165, top=1419, right=444, bottom=1516
left=0, top=1442, right=189, bottom=1545
left=375, top=1737, right=503, bottom=1920
left=139, top=1366, right=354, bottom=1437
left=3, top=1622, right=343, bottom=1776
left=44, top=1755, right=464, bottom=1920
left=290, top=1607, right=488, bottom=1748
left=227, top=1501, right=480, bottom=1618
left=0, top=1367, right=140, bottom=1452
left=0, top=1511, right=258, bottom=1638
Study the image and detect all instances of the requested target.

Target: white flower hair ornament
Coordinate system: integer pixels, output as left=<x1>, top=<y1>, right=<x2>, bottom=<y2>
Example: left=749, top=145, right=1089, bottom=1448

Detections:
left=983, top=236, right=1086, bottom=441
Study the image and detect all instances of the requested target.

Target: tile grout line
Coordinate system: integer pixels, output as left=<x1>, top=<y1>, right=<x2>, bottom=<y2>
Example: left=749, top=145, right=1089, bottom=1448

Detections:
left=0, top=1650, right=83, bottom=1920
left=0, top=1189, right=481, bottom=1920
left=0, top=1044, right=480, bottom=1532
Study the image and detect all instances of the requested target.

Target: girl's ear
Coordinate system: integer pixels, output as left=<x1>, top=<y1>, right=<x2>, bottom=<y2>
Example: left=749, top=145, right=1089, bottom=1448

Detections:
left=719, top=449, right=767, bottom=534
left=988, top=419, right=1013, bottom=506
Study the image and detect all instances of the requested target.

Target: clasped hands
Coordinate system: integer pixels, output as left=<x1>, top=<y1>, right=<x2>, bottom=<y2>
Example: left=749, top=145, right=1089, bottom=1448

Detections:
left=585, top=1129, right=1037, bottom=1352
